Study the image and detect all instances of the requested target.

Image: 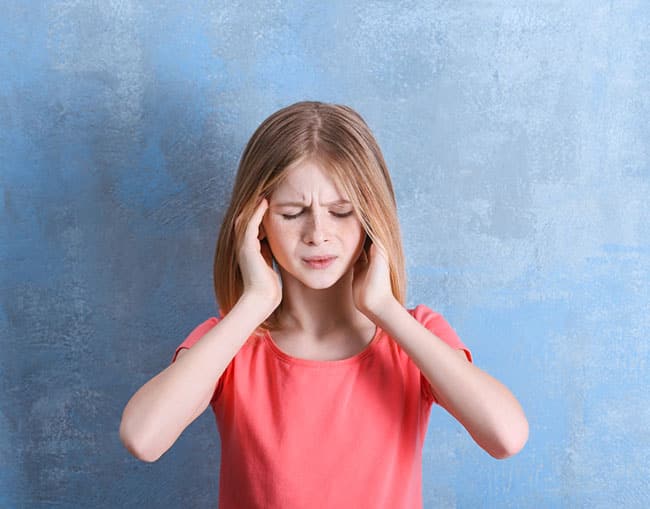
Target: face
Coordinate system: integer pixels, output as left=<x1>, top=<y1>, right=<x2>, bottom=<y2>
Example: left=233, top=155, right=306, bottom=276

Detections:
left=261, top=159, right=367, bottom=289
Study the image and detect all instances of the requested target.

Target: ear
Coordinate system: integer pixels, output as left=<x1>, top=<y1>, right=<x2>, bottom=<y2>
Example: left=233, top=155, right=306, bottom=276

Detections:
left=258, top=224, right=266, bottom=241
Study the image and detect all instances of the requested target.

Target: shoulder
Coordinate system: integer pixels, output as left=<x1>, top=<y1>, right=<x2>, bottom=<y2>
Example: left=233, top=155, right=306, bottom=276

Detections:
left=408, top=303, right=442, bottom=324
left=172, top=316, right=221, bottom=360
left=409, top=304, right=473, bottom=363
left=188, top=316, right=221, bottom=338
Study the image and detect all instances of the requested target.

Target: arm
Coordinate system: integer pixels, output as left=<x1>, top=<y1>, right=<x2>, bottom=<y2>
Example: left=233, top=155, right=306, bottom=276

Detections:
left=119, top=295, right=267, bottom=462
left=366, top=299, right=529, bottom=459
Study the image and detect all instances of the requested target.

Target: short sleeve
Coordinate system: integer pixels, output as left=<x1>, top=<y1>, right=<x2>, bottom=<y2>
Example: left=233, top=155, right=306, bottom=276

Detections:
left=410, top=304, right=473, bottom=405
left=170, top=316, right=225, bottom=403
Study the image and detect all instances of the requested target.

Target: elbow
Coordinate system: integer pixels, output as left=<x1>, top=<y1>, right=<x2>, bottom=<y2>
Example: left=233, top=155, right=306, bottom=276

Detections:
left=490, top=416, right=529, bottom=460
left=119, top=415, right=161, bottom=463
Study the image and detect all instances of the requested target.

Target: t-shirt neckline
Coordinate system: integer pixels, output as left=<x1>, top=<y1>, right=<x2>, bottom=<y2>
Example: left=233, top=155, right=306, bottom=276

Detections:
left=264, top=324, right=383, bottom=366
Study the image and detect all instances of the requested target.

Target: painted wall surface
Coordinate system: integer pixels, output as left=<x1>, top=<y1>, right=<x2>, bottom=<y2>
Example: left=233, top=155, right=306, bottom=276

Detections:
left=2, top=1, right=648, bottom=508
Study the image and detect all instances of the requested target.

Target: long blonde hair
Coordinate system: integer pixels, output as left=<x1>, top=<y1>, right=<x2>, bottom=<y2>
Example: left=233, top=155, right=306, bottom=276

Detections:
left=213, top=100, right=407, bottom=335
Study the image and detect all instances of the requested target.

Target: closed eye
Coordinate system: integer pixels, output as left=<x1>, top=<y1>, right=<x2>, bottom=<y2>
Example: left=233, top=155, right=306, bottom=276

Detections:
left=281, top=211, right=354, bottom=220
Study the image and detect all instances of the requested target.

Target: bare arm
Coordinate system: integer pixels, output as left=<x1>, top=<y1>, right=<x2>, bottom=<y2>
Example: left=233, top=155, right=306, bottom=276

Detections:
left=119, top=295, right=267, bottom=462
left=367, top=300, right=529, bottom=460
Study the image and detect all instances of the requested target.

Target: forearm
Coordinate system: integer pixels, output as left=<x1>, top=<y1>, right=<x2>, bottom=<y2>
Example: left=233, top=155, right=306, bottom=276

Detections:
left=119, top=295, right=266, bottom=462
left=367, top=299, right=528, bottom=459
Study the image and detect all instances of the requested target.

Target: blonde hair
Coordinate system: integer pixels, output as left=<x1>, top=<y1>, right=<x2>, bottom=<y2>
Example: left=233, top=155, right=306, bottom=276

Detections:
left=213, top=100, right=407, bottom=335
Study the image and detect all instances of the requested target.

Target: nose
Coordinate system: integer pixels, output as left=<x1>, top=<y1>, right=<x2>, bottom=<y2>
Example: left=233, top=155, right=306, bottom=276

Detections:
left=302, top=209, right=329, bottom=245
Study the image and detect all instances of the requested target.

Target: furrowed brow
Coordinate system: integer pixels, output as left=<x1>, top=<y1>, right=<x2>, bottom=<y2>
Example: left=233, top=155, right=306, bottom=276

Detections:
left=274, top=199, right=351, bottom=207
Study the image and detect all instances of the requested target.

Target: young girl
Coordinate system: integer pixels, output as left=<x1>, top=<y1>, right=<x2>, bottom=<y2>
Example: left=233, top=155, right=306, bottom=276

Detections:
left=120, top=101, right=528, bottom=508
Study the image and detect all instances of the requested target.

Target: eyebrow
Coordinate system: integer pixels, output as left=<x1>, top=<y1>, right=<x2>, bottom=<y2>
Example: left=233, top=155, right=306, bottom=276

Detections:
left=274, top=199, right=351, bottom=207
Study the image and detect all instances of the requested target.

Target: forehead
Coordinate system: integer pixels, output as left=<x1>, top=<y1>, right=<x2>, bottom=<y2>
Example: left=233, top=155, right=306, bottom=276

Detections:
left=271, top=159, right=347, bottom=200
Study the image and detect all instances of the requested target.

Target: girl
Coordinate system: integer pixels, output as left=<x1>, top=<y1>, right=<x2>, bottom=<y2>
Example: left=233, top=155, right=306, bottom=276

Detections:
left=119, top=101, right=529, bottom=508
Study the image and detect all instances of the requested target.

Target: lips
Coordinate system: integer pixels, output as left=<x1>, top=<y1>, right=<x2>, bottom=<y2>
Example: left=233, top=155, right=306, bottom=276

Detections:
left=302, top=256, right=337, bottom=269
left=303, top=256, right=336, bottom=262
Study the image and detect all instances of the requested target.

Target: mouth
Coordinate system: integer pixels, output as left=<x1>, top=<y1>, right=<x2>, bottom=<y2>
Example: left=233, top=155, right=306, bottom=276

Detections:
left=303, top=256, right=336, bottom=262
left=302, top=256, right=337, bottom=269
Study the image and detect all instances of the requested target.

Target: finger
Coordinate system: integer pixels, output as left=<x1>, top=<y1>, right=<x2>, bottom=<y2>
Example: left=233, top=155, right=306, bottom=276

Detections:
left=372, top=241, right=387, bottom=260
left=256, top=198, right=269, bottom=215
left=252, top=198, right=268, bottom=223
left=246, top=198, right=268, bottom=238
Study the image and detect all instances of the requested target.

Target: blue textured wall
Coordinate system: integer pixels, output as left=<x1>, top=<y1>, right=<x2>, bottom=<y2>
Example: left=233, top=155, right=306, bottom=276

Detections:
left=2, top=1, right=648, bottom=508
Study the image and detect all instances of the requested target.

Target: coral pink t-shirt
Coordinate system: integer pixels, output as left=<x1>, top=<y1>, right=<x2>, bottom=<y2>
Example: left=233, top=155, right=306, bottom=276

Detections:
left=171, top=304, right=472, bottom=509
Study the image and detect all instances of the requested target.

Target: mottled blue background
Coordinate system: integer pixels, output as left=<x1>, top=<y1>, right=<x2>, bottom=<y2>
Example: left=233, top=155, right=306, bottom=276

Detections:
left=1, top=1, right=648, bottom=508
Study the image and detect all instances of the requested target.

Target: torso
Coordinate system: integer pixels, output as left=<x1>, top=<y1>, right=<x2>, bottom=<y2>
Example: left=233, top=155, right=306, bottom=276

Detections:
left=268, top=324, right=378, bottom=362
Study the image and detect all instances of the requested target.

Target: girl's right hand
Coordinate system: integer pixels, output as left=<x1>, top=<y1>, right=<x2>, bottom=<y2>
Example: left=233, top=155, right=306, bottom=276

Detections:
left=235, top=198, right=282, bottom=318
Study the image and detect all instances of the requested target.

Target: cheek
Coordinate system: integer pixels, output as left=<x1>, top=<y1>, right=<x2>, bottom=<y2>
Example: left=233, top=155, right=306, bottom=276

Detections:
left=269, top=219, right=293, bottom=236
left=264, top=218, right=295, bottom=246
left=356, top=230, right=367, bottom=250
left=347, top=224, right=367, bottom=248
left=263, top=215, right=282, bottom=234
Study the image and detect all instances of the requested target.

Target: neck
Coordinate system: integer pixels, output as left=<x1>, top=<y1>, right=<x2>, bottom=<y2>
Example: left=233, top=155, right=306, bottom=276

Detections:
left=275, top=269, right=370, bottom=336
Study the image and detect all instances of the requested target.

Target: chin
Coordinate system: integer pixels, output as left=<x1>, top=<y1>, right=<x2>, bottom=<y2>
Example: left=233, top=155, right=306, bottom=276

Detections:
left=300, top=272, right=342, bottom=289
left=290, top=269, right=345, bottom=290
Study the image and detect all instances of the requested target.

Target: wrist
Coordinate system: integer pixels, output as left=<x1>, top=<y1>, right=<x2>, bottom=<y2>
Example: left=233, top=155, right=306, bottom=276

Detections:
left=237, top=293, right=276, bottom=322
left=363, top=296, right=401, bottom=324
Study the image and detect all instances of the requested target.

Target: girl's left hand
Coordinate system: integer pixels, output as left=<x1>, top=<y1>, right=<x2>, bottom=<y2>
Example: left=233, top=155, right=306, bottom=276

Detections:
left=352, top=239, right=395, bottom=317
